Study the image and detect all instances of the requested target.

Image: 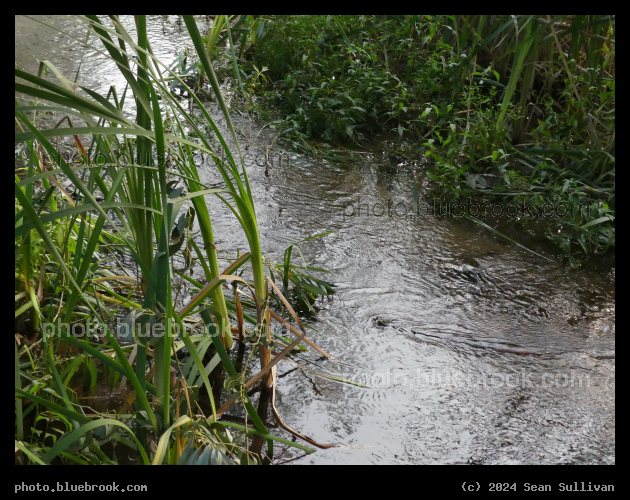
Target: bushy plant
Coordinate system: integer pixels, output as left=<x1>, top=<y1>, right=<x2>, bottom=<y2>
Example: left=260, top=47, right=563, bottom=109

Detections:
left=240, top=15, right=614, bottom=262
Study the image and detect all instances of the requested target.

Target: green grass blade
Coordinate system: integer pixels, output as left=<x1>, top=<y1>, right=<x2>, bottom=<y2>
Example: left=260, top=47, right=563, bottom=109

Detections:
left=15, top=440, right=46, bottom=465
left=41, top=418, right=150, bottom=465
left=218, top=421, right=315, bottom=454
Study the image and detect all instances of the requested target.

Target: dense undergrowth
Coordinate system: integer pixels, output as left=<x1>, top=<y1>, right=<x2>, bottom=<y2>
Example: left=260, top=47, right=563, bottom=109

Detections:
left=225, top=15, right=615, bottom=265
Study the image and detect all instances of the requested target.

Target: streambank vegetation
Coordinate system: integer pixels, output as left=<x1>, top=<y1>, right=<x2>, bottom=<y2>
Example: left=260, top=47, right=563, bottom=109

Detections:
left=230, top=15, right=614, bottom=265
left=15, top=15, right=336, bottom=465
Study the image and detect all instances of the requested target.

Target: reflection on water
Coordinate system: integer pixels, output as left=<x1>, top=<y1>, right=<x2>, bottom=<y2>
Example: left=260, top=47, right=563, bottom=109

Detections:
left=257, top=158, right=614, bottom=465
left=15, top=15, right=615, bottom=465
left=16, top=15, right=194, bottom=96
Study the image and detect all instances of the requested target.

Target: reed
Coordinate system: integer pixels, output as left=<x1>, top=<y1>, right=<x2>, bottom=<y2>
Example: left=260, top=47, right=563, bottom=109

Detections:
left=15, top=15, right=330, bottom=464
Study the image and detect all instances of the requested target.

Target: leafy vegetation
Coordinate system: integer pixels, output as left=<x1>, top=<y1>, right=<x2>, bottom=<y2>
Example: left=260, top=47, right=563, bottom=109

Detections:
left=15, top=15, right=334, bottom=465
left=233, top=15, right=615, bottom=265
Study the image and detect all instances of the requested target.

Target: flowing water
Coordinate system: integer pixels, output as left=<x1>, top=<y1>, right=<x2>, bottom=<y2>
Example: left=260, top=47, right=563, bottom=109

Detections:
left=16, top=15, right=615, bottom=465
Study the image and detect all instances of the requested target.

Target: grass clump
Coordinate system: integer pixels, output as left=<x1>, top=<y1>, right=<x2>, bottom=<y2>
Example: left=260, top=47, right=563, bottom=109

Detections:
left=15, top=15, right=335, bottom=465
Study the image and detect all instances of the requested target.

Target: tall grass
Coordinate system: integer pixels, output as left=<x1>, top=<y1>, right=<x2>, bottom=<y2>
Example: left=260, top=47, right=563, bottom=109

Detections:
left=15, top=15, right=323, bottom=464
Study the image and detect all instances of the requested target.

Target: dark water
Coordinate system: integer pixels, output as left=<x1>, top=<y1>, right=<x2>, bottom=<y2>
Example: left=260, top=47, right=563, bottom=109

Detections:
left=16, top=15, right=615, bottom=465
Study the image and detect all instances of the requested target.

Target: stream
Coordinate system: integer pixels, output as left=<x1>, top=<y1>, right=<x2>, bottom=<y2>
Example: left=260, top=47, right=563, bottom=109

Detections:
left=16, top=15, right=615, bottom=465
